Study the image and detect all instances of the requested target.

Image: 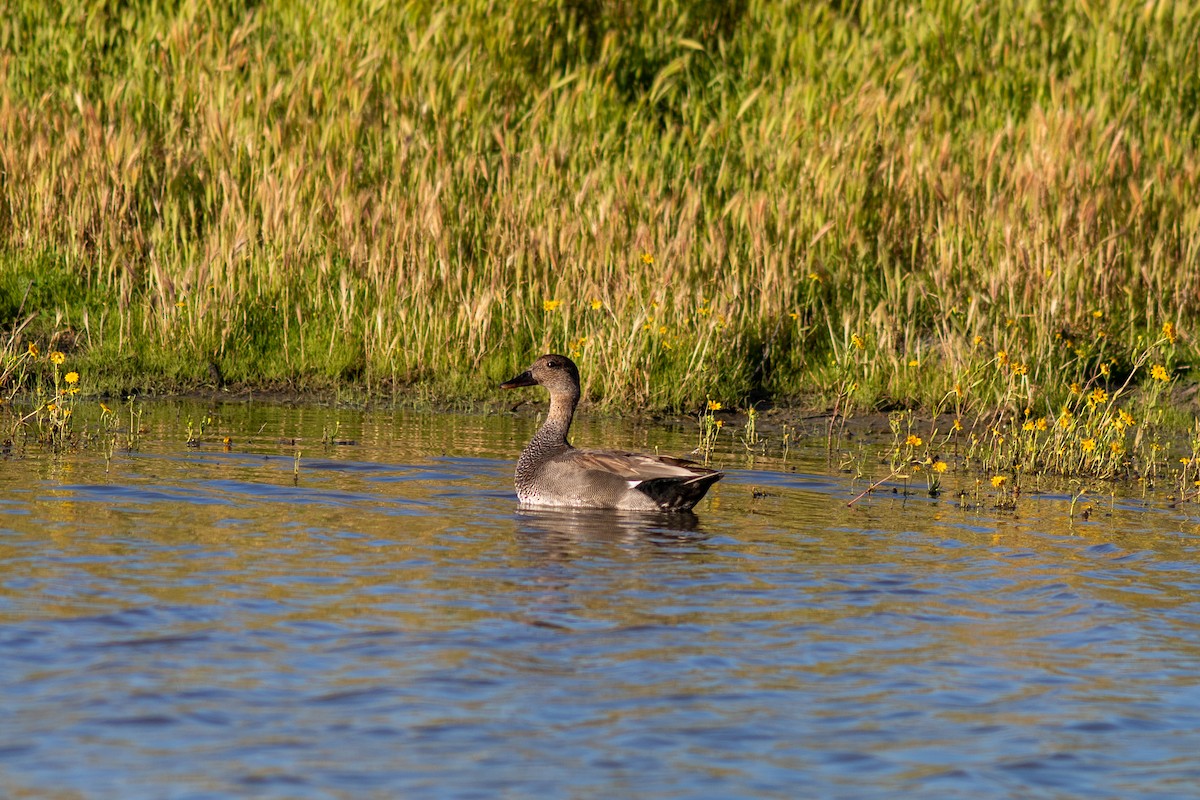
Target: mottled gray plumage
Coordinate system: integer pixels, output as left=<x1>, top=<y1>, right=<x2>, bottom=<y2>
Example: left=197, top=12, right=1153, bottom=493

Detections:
left=500, top=354, right=722, bottom=511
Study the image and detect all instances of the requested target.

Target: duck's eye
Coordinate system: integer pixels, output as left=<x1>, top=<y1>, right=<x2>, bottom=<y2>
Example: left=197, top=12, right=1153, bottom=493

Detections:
left=546, top=360, right=559, bottom=368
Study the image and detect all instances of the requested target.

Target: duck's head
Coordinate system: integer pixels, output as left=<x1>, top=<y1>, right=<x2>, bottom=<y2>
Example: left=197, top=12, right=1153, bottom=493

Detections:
left=501, top=354, right=581, bottom=397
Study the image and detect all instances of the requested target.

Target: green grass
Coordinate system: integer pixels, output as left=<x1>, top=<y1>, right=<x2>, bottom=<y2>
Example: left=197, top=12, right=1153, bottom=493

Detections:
left=1, top=0, right=1199, bottom=422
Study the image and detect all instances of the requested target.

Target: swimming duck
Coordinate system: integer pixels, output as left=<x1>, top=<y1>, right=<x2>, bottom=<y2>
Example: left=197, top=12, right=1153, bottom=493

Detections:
left=500, top=354, right=723, bottom=511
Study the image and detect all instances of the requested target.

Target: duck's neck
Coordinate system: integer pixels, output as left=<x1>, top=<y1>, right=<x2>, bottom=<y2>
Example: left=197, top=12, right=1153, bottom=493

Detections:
left=521, top=389, right=578, bottom=463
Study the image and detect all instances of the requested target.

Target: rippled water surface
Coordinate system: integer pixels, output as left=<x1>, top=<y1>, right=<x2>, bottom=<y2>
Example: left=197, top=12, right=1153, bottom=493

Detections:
left=4, top=401, right=1200, bottom=799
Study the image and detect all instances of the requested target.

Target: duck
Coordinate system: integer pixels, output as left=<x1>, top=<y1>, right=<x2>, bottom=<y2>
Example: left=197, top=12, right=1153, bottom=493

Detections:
left=500, top=354, right=723, bottom=511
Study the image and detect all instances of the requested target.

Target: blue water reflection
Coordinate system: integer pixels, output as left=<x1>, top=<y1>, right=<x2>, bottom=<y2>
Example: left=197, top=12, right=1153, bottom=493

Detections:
left=1, top=403, right=1199, bottom=798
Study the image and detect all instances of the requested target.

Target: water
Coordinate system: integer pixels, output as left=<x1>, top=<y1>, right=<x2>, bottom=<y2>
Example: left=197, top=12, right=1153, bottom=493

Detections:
left=3, top=401, right=1200, bottom=799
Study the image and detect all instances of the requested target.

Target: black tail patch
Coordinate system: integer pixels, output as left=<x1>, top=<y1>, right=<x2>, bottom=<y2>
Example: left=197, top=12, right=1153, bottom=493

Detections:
left=636, top=472, right=724, bottom=511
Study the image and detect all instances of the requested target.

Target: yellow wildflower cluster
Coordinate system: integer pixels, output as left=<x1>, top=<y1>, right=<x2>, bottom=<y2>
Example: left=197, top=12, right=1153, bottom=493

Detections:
left=16, top=344, right=91, bottom=449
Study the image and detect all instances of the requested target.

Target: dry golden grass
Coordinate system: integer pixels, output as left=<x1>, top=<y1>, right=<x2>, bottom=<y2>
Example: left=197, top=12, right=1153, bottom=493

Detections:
left=0, top=0, right=1198, bottom=423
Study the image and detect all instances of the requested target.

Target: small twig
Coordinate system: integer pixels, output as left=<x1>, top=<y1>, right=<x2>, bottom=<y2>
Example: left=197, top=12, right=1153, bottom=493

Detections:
left=847, top=465, right=907, bottom=507
left=16, top=404, right=46, bottom=426
left=1170, top=489, right=1199, bottom=509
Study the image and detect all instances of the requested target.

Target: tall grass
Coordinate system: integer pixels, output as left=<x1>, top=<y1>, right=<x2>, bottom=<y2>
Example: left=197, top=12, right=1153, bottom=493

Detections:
left=1, top=0, right=1198, bottom=413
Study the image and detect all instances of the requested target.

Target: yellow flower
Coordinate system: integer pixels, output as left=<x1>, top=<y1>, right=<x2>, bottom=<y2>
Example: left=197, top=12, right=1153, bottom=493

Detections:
left=1151, top=364, right=1170, bottom=382
left=1163, top=322, right=1177, bottom=344
left=27, top=343, right=39, bottom=357
left=1022, top=420, right=1035, bottom=431
left=1100, top=363, right=1111, bottom=377
left=641, top=253, right=655, bottom=265
left=50, top=351, right=66, bottom=365
left=952, top=418, right=963, bottom=432
left=697, top=306, right=712, bottom=317
left=972, top=335, right=984, bottom=347
left=1059, top=409, right=1074, bottom=428
left=65, top=371, right=79, bottom=384
left=100, top=402, right=112, bottom=414
left=1069, top=382, right=1082, bottom=395
left=1012, top=363, right=1027, bottom=376
left=789, top=311, right=799, bottom=320
left=1181, top=457, right=1191, bottom=466
left=991, top=475, right=1007, bottom=488
left=1088, top=388, right=1108, bottom=406
left=1036, top=418, right=1048, bottom=431
left=908, top=359, right=919, bottom=367
left=807, top=272, right=822, bottom=283
left=1118, top=409, right=1135, bottom=427
left=932, top=460, right=948, bottom=473
left=1082, top=438, right=1096, bottom=454
left=707, top=400, right=723, bottom=412
left=590, top=299, right=603, bottom=310
left=542, top=299, right=561, bottom=312
left=995, top=349, right=1009, bottom=366
left=851, top=333, right=866, bottom=350
left=715, top=419, right=724, bottom=429
left=1110, top=441, right=1124, bottom=455
left=905, top=434, right=923, bottom=447
left=1092, top=309, right=1103, bottom=319
left=658, top=325, right=668, bottom=335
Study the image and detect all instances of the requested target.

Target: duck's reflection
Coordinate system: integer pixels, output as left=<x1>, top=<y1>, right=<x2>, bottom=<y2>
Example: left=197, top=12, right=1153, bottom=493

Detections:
left=514, top=506, right=711, bottom=556
left=506, top=509, right=719, bottom=629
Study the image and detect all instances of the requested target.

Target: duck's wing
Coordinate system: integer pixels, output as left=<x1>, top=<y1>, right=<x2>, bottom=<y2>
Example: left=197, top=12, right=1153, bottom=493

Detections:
left=572, top=450, right=720, bottom=485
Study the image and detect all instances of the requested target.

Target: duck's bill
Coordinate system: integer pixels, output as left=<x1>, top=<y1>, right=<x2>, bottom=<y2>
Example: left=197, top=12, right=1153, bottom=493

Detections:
left=500, top=370, right=537, bottom=389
